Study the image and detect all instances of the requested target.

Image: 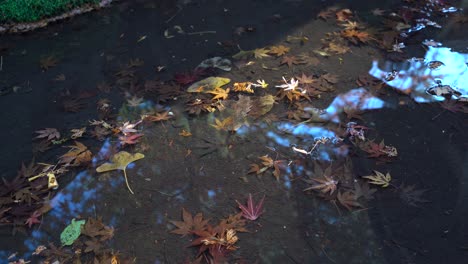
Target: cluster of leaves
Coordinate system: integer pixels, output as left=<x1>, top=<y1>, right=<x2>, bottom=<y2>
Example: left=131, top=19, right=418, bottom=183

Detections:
left=38, top=217, right=126, bottom=263
left=315, top=8, right=374, bottom=56
left=170, top=209, right=246, bottom=263
left=170, top=195, right=264, bottom=262
left=248, top=155, right=286, bottom=181
left=0, top=160, right=61, bottom=230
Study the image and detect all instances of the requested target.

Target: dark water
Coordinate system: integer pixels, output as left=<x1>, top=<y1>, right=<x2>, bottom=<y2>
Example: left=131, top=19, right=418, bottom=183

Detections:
left=0, top=0, right=467, bottom=263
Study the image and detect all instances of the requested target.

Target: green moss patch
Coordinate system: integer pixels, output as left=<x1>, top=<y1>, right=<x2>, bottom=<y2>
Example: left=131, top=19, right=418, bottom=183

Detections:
left=0, top=0, right=100, bottom=23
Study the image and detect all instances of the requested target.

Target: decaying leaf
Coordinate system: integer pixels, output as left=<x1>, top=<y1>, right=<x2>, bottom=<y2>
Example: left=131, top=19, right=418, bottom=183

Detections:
left=249, top=94, right=276, bottom=118
left=96, top=151, right=145, bottom=194
left=363, top=170, right=392, bottom=188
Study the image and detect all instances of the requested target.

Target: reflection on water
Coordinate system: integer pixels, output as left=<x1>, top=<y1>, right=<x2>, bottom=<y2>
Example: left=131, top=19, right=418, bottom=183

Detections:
left=370, top=47, right=468, bottom=102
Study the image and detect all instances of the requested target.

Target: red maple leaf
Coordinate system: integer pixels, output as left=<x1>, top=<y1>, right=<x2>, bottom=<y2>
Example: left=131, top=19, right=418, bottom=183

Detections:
left=25, top=210, right=42, bottom=228
left=362, top=140, right=386, bottom=158
left=119, top=133, right=143, bottom=146
left=236, top=194, right=265, bottom=221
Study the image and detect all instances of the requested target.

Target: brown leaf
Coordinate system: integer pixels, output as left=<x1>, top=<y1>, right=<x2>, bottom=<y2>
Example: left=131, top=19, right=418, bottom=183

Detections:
left=170, top=208, right=210, bottom=236
left=337, top=191, right=362, bottom=211
left=280, top=55, right=302, bottom=68
left=60, top=141, right=92, bottom=166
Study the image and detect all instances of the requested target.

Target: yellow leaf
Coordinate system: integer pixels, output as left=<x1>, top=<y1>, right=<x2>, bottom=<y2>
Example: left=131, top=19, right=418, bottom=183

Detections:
left=187, top=77, right=231, bottom=93
left=96, top=151, right=145, bottom=194
left=209, top=87, right=230, bottom=100
left=362, top=170, right=391, bottom=188
left=268, top=45, right=290, bottom=57
left=233, top=82, right=254, bottom=93
left=253, top=48, right=271, bottom=59
left=211, top=117, right=234, bottom=131
left=179, top=129, right=192, bottom=137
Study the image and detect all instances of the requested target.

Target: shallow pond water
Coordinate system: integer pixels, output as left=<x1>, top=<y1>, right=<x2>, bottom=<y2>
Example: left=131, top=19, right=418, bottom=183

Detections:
left=0, top=0, right=467, bottom=263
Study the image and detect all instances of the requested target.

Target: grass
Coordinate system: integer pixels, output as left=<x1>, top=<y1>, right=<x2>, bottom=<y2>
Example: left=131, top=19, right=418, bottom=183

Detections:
left=0, top=0, right=100, bottom=23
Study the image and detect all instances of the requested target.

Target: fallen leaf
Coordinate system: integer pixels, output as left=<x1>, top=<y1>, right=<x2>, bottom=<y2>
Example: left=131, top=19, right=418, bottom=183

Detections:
left=119, top=133, right=144, bottom=146
left=170, top=208, right=210, bottom=236
left=70, top=127, right=86, bottom=139
left=253, top=48, right=271, bottom=59
left=144, top=111, right=174, bottom=122
left=236, top=194, right=265, bottom=221
left=35, top=128, right=60, bottom=141
left=341, top=29, right=371, bottom=44
left=96, top=151, right=145, bottom=194
left=179, top=129, right=192, bottom=137
left=337, top=191, right=362, bottom=211
left=233, top=82, right=254, bottom=93
left=363, top=170, right=392, bottom=188
left=268, top=45, right=290, bottom=57
left=336, top=9, right=353, bottom=22
left=280, top=55, right=303, bottom=68
left=187, top=77, right=231, bottom=93
left=39, top=55, right=59, bottom=70
left=60, top=141, right=92, bottom=166
left=211, top=117, right=234, bottom=131
left=209, top=87, right=230, bottom=100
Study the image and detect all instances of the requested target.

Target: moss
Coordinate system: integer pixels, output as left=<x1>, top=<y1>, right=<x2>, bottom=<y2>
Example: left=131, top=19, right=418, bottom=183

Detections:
left=0, top=0, right=100, bottom=23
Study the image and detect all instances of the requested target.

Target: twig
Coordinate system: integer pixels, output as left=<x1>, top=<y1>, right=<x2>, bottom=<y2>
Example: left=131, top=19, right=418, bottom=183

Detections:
left=431, top=109, right=446, bottom=120
left=165, top=6, right=182, bottom=23
left=187, top=31, right=217, bottom=35
left=321, top=247, right=336, bottom=263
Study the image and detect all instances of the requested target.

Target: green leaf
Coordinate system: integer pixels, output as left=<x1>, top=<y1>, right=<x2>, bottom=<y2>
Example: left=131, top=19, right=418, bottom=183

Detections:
left=60, top=218, right=86, bottom=246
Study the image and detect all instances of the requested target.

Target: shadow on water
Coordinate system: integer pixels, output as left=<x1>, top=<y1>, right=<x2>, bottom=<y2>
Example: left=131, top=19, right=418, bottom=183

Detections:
left=0, top=0, right=467, bottom=263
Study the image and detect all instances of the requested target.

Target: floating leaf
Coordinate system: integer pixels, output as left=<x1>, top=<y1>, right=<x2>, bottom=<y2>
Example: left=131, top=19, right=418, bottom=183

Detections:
left=363, top=170, right=391, bottom=188
left=253, top=48, right=271, bottom=59
left=60, top=218, right=86, bottom=246
left=96, top=151, right=145, bottom=194
left=187, top=77, right=231, bottom=93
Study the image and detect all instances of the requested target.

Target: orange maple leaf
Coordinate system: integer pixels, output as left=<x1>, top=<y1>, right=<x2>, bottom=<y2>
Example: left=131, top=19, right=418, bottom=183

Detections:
left=268, top=45, right=290, bottom=57
left=341, top=29, right=371, bottom=44
left=209, top=87, right=230, bottom=100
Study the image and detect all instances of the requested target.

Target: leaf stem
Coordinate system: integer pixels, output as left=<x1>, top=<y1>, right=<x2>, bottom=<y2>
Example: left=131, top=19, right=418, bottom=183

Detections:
left=123, top=169, right=134, bottom=194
